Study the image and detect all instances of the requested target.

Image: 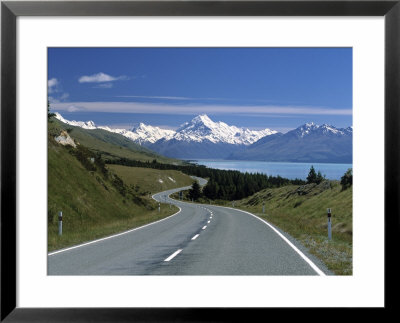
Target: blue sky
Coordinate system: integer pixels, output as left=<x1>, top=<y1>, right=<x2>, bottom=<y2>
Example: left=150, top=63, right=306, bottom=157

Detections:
left=48, top=47, right=352, bottom=132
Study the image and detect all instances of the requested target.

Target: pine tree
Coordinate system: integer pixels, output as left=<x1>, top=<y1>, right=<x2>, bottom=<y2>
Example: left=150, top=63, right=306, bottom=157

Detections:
left=307, top=166, right=317, bottom=184
left=316, top=171, right=324, bottom=184
left=188, top=181, right=202, bottom=201
left=47, top=100, right=55, bottom=119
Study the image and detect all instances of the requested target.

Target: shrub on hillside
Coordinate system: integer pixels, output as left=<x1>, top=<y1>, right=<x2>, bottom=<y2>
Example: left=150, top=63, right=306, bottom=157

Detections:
left=307, top=166, right=324, bottom=184
left=340, top=168, right=352, bottom=191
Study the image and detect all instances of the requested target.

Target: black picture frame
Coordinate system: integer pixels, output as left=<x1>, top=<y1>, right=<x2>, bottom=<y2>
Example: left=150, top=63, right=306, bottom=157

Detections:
left=1, top=0, right=399, bottom=321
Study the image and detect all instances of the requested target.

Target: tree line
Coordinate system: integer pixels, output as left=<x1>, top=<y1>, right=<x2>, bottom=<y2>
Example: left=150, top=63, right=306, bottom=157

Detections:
left=106, top=157, right=306, bottom=201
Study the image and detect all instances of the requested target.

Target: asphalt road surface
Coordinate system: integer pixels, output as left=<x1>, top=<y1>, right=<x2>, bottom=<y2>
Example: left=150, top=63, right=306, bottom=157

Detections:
left=48, top=177, right=331, bottom=275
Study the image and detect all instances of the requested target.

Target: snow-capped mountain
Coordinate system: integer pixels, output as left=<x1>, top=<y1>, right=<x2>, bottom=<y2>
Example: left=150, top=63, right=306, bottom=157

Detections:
left=54, top=113, right=277, bottom=146
left=54, top=112, right=97, bottom=130
left=99, top=123, right=175, bottom=144
left=53, top=113, right=352, bottom=162
left=54, top=112, right=175, bottom=144
left=293, top=122, right=353, bottom=138
left=229, top=122, right=353, bottom=163
left=172, top=114, right=277, bottom=145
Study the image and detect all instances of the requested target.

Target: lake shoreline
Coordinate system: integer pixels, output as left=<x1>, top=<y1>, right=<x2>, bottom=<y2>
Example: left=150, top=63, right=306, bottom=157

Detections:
left=189, top=159, right=352, bottom=180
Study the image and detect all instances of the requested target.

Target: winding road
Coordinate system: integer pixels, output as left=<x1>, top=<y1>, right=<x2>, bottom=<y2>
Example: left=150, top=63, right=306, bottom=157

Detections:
left=48, top=177, right=331, bottom=275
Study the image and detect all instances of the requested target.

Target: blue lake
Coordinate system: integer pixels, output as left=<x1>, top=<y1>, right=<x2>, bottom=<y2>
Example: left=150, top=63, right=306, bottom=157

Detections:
left=192, top=160, right=352, bottom=180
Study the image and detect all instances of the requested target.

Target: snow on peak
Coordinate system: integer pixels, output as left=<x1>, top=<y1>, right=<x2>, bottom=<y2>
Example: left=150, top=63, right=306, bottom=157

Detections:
left=53, top=112, right=278, bottom=146
left=295, top=122, right=352, bottom=138
left=54, top=112, right=174, bottom=144
left=129, top=123, right=175, bottom=144
left=191, top=114, right=213, bottom=125
left=174, top=114, right=277, bottom=145
left=54, top=112, right=97, bottom=129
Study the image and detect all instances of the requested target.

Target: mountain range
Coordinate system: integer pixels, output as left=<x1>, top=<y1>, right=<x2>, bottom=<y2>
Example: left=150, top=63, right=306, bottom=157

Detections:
left=54, top=113, right=352, bottom=163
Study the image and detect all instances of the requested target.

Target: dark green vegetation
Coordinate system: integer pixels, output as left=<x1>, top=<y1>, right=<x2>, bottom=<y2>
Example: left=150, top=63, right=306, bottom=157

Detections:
left=48, top=119, right=187, bottom=251
left=188, top=181, right=202, bottom=201
left=108, top=157, right=306, bottom=201
left=340, top=168, right=353, bottom=191
left=306, top=165, right=325, bottom=184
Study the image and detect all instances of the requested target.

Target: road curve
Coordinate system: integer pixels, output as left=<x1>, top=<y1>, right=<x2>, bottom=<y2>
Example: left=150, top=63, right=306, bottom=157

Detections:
left=48, top=178, right=331, bottom=275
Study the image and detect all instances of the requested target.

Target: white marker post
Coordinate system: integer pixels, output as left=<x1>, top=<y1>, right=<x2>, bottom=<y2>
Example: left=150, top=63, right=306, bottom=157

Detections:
left=327, top=208, right=332, bottom=240
left=262, top=202, right=265, bottom=214
left=58, top=211, right=63, bottom=236
left=158, top=203, right=160, bottom=213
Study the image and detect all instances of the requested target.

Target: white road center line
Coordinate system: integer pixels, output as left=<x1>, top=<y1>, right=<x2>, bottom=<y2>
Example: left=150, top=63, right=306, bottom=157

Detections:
left=164, top=249, right=182, bottom=262
left=202, top=226, right=207, bottom=230
left=191, top=234, right=200, bottom=240
left=208, top=221, right=210, bottom=223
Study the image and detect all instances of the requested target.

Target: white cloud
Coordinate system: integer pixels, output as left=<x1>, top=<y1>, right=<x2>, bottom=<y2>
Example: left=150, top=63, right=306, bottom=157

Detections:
left=78, top=72, right=128, bottom=83
left=51, top=101, right=352, bottom=116
left=115, top=95, right=226, bottom=101
left=66, top=105, right=82, bottom=112
left=60, top=93, right=70, bottom=100
left=48, top=78, right=59, bottom=93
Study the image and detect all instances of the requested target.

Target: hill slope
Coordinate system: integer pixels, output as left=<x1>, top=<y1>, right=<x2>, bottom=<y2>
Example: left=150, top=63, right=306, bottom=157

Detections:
left=48, top=120, right=192, bottom=251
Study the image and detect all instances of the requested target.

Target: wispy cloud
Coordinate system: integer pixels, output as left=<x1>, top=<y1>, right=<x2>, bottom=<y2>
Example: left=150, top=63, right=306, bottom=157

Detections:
left=116, top=95, right=193, bottom=100
left=93, top=83, right=113, bottom=89
left=115, top=95, right=224, bottom=101
left=51, top=101, right=352, bottom=116
left=48, top=78, right=69, bottom=104
left=78, top=72, right=128, bottom=83
left=48, top=78, right=59, bottom=94
left=115, top=95, right=300, bottom=105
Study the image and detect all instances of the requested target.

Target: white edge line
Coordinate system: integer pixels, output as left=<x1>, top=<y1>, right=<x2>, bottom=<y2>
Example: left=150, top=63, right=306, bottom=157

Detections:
left=165, top=187, right=326, bottom=275
left=48, top=196, right=182, bottom=256
left=164, top=249, right=182, bottom=262
left=220, top=206, right=326, bottom=276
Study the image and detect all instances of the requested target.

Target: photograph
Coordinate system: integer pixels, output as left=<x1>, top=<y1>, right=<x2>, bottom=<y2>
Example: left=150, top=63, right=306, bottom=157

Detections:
left=47, top=47, right=353, bottom=276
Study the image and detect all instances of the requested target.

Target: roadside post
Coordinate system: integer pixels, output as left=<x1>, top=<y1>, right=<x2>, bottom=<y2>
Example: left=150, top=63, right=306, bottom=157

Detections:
left=262, top=202, right=265, bottom=214
left=58, top=211, right=63, bottom=236
left=327, top=208, right=332, bottom=240
left=158, top=203, right=160, bottom=213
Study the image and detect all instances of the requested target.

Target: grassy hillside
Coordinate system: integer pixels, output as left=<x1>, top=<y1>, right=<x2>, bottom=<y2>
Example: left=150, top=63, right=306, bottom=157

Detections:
left=108, top=165, right=194, bottom=195
left=233, top=181, right=352, bottom=275
left=48, top=121, right=180, bottom=251
left=49, top=117, right=183, bottom=164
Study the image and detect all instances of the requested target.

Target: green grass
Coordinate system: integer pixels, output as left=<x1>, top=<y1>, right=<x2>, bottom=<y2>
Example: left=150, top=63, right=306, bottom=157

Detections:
left=49, top=117, right=183, bottom=164
left=107, top=164, right=194, bottom=195
left=48, top=122, right=181, bottom=251
left=232, top=181, right=353, bottom=275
